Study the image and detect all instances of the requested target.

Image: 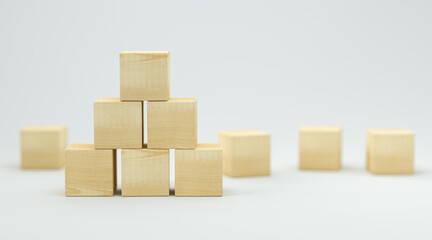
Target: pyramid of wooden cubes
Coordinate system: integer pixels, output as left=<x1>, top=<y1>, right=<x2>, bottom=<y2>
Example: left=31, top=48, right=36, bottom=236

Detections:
left=65, top=51, right=222, bottom=197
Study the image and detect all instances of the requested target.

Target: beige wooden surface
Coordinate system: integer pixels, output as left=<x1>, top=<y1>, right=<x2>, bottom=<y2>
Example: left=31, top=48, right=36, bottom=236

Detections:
left=120, top=51, right=170, bottom=101
left=367, top=129, right=415, bottom=174
left=65, top=143, right=116, bottom=196
left=122, top=147, right=169, bottom=196
left=147, top=98, right=197, bottom=149
left=175, top=144, right=222, bottom=196
left=21, top=125, right=68, bottom=169
left=94, top=98, right=143, bottom=149
left=218, top=130, right=271, bottom=177
left=299, top=126, right=342, bottom=170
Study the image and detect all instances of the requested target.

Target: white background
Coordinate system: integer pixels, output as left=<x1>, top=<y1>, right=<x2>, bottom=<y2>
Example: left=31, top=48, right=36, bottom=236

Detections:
left=1, top=0, right=432, bottom=239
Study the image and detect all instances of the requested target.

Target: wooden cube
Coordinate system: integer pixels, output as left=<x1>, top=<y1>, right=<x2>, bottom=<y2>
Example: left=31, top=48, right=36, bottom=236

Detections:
left=299, top=126, right=342, bottom=170
left=147, top=98, right=197, bottom=149
left=121, top=147, right=169, bottom=196
left=175, top=144, right=222, bottom=196
left=94, top=98, right=143, bottom=149
left=367, top=129, right=415, bottom=174
left=120, top=51, right=170, bottom=101
left=218, top=130, right=271, bottom=177
left=21, top=125, right=67, bottom=169
left=65, top=144, right=117, bottom=196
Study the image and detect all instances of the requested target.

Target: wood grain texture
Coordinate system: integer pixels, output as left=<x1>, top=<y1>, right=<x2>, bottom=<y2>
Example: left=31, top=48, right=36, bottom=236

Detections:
left=367, top=129, right=415, bottom=174
left=299, top=126, right=342, bottom=170
left=147, top=98, right=197, bottom=149
left=218, top=130, right=271, bottom=177
left=21, top=125, right=68, bottom=169
left=94, top=98, right=143, bottom=149
left=120, top=51, right=170, bottom=101
left=65, top=144, right=117, bottom=196
left=121, top=147, right=169, bottom=196
left=175, top=144, right=222, bottom=196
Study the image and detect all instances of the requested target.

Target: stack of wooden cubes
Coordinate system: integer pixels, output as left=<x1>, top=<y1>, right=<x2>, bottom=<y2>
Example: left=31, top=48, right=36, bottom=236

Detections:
left=65, top=51, right=223, bottom=197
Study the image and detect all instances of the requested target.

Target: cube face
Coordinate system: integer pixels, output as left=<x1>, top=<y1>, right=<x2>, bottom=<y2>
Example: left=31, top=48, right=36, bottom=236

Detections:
left=147, top=98, right=197, bottom=149
left=299, top=126, right=342, bottom=170
left=367, top=129, right=414, bottom=174
left=120, top=51, right=170, bottom=101
left=175, top=144, right=222, bottom=196
left=218, top=130, right=271, bottom=177
left=121, top=148, right=170, bottom=196
left=94, top=98, right=143, bottom=149
left=21, top=126, right=67, bottom=169
left=65, top=144, right=117, bottom=196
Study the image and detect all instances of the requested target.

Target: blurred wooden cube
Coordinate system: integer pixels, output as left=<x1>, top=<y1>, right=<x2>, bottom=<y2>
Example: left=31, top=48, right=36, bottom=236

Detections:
left=65, top=144, right=117, bottom=196
left=218, top=130, right=271, bottom=177
left=367, top=129, right=415, bottom=174
left=299, top=126, right=342, bottom=170
left=122, top=147, right=169, bottom=196
left=120, top=51, right=170, bottom=101
left=94, top=98, right=143, bottom=149
left=147, top=98, right=197, bottom=149
left=175, top=144, right=222, bottom=196
left=20, top=125, right=67, bottom=169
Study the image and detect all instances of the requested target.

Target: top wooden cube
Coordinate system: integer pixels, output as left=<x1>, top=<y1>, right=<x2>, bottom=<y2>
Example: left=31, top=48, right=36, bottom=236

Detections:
left=367, top=129, right=415, bottom=174
left=120, top=51, right=170, bottom=101
left=21, top=125, right=68, bottom=169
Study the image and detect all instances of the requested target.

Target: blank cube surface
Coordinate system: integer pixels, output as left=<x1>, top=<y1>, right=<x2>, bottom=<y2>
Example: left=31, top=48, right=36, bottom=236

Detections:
left=175, top=144, right=222, bottom=196
left=21, top=125, right=67, bottom=169
left=147, top=98, right=197, bottom=149
left=120, top=51, right=170, bottom=101
left=299, top=126, right=342, bottom=170
left=94, top=98, right=143, bottom=149
left=122, top=147, right=169, bottom=196
left=65, top=144, right=116, bottom=196
left=367, top=129, right=414, bottom=174
left=218, top=130, right=271, bottom=177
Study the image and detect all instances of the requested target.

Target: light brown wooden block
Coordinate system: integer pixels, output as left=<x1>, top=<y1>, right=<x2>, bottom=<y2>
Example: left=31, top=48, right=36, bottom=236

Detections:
left=121, top=147, right=169, bottom=196
left=147, top=98, right=197, bottom=149
left=175, top=144, right=222, bottom=196
left=94, top=98, right=143, bottom=149
left=65, top=144, right=117, bottom=196
left=21, top=125, right=67, bottom=169
left=218, top=130, right=271, bottom=177
left=120, top=51, right=170, bottom=101
left=299, top=126, right=342, bottom=170
left=367, top=129, right=414, bottom=174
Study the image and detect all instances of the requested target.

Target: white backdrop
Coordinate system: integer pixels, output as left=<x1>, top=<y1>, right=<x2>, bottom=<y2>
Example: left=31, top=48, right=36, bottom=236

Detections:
left=1, top=1, right=431, bottom=239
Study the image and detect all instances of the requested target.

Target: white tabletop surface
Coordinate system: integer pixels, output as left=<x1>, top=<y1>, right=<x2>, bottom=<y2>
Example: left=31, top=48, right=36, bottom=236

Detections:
left=1, top=158, right=431, bottom=240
